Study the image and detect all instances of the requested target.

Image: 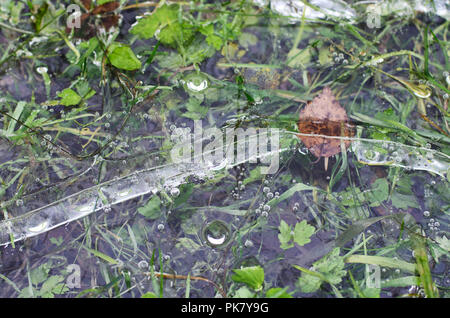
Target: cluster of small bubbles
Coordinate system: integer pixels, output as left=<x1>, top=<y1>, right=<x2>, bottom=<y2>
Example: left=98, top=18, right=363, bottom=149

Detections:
left=292, top=179, right=297, bottom=183
left=15, top=199, right=23, bottom=207
left=163, top=254, right=171, bottom=261
left=103, top=205, right=112, bottom=213
left=266, top=192, right=274, bottom=199
left=263, top=204, right=270, bottom=212
left=332, top=52, right=348, bottom=65
left=261, top=211, right=268, bottom=218
left=255, top=208, right=261, bottom=215
left=157, top=223, right=165, bottom=231
left=274, top=191, right=280, bottom=198
left=423, top=210, right=430, bottom=217
left=104, top=122, right=110, bottom=128
left=292, top=202, right=300, bottom=212
left=425, top=143, right=431, bottom=149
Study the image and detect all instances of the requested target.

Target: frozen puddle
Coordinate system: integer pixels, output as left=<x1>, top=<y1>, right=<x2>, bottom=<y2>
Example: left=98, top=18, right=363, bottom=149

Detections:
left=0, top=130, right=449, bottom=246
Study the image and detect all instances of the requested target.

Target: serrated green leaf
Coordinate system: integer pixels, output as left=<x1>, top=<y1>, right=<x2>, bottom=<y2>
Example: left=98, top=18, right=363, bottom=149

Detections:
left=40, top=275, right=67, bottom=297
left=57, top=88, right=81, bottom=106
left=30, top=263, right=51, bottom=285
left=295, top=248, right=346, bottom=293
left=297, top=271, right=322, bottom=293
left=293, top=220, right=315, bottom=247
left=130, top=4, right=194, bottom=46
left=278, top=220, right=294, bottom=250
left=232, top=266, right=264, bottom=291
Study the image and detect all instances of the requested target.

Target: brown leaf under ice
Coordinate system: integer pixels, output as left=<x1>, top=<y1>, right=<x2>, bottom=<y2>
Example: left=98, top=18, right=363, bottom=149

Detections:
left=297, top=87, right=355, bottom=158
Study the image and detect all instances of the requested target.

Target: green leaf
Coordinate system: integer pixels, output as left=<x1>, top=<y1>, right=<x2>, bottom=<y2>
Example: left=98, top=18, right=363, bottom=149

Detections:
left=232, top=266, right=264, bottom=291
left=287, top=47, right=311, bottom=68
left=369, top=178, right=389, bottom=207
left=175, top=237, right=201, bottom=251
left=130, top=4, right=194, bottom=46
left=436, top=235, right=450, bottom=253
left=58, top=88, right=81, bottom=106
left=141, top=292, right=158, bottom=298
left=232, top=286, right=255, bottom=298
left=278, top=220, right=294, bottom=250
left=362, top=288, right=380, bottom=298
left=391, top=192, right=419, bottom=209
left=40, top=275, right=67, bottom=297
left=173, top=183, right=194, bottom=207
left=183, top=98, right=208, bottom=119
left=200, top=24, right=223, bottom=50
left=314, top=248, right=346, bottom=285
left=295, top=248, right=346, bottom=293
left=184, top=36, right=216, bottom=65
left=265, top=287, right=293, bottom=298
left=297, top=272, right=322, bottom=293
left=293, top=220, right=315, bottom=247
left=238, top=32, right=258, bottom=49
left=30, top=263, right=51, bottom=285
left=138, top=195, right=162, bottom=219
left=242, top=167, right=262, bottom=185
left=108, top=45, right=141, bottom=71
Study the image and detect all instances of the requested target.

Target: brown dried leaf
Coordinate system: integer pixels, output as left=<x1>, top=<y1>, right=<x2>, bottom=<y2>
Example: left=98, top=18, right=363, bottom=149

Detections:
left=81, top=0, right=92, bottom=11
left=92, top=1, right=120, bottom=15
left=101, top=15, right=120, bottom=31
left=297, top=87, right=354, bottom=158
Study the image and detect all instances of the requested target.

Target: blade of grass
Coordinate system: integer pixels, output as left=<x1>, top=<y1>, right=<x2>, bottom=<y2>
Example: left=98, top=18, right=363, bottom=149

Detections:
left=345, top=255, right=417, bottom=273
left=83, top=246, right=118, bottom=265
